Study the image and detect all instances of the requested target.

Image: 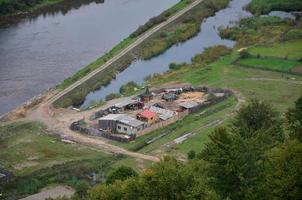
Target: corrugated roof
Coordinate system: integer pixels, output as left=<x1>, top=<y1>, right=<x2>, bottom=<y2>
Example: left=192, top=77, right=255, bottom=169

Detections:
left=99, top=114, right=144, bottom=127
left=99, top=114, right=126, bottom=121
left=179, top=101, right=199, bottom=109
left=118, top=115, right=145, bottom=127
left=150, top=106, right=175, bottom=120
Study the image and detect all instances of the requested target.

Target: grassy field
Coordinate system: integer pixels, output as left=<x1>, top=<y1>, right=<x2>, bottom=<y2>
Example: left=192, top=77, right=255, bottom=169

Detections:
left=0, top=121, right=153, bottom=199
left=0, top=121, right=109, bottom=176
left=248, top=40, right=302, bottom=60
left=236, top=57, right=302, bottom=73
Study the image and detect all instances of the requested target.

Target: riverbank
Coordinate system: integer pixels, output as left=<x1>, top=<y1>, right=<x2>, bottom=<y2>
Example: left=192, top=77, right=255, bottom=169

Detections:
left=53, top=0, right=231, bottom=108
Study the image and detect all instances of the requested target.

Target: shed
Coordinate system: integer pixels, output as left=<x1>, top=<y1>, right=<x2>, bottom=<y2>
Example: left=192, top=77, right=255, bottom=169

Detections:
left=137, top=109, right=157, bottom=124
left=99, top=114, right=126, bottom=132
left=179, top=101, right=200, bottom=113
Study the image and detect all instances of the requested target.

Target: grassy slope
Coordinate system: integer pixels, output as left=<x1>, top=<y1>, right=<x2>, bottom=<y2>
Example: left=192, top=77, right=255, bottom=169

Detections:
left=0, top=121, right=108, bottom=176
left=237, top=57, right=301, bottom=72
left=248, top=40, right=302, bottom=60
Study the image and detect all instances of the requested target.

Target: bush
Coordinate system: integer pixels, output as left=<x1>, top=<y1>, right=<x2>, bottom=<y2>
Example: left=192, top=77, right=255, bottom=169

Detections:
left=119, top=81, right=139, bottom=95
left=106, top=166, right=138, bottom=184
left=187, top=150, right=196, bottom=159
left=75, top=180, right=90, bottom=197
left=105, top=93, right=122, bottom=101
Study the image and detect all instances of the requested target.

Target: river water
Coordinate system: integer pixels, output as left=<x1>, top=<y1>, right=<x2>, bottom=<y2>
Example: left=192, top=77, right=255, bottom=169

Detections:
left=81, top=0, right=253, bottom=108
left=0, top=0, right=179, bottom=115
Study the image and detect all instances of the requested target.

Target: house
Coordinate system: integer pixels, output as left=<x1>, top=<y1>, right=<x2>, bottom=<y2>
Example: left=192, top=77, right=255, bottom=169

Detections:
left=99, top=114, right=145, bottom=135
left=116, top=115, right=145, bottom=135
left=140, top=87, right=153, bottom=102
left=179, top=101, right=200, bottom=113
left=150, top=106, right=176, bottom=121
left=137, top=109, right=157, bottom=124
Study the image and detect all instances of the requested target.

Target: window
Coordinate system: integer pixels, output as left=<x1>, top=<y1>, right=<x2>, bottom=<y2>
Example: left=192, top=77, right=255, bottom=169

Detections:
left=124, top=127, right=127, bottom=131
left=117, top=126, right=121, bottom=130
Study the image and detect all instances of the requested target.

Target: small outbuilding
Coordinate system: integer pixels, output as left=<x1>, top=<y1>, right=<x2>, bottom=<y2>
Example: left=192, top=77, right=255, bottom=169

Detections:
left=179, top=101, right=200, bottom=113
left=137, top=109, right=157, bottom=124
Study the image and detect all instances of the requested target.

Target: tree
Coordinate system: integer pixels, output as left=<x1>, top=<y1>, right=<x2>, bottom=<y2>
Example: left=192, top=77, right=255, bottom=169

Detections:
left=187, top=150, right=196, bottom=160
left=201, top=99, right=284, bottom=199
left=106, top=166, right=138, bottom=184
left=286, top=95, right=302, bottom=142
left=265, top=140, right=302, bottom=200
left=75, top=180, right=90, bottom=197
left=232, top=98, right=284, bottom=143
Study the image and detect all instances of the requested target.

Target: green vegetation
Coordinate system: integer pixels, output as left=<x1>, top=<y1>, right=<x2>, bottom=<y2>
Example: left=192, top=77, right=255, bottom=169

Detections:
left=236, top=57, right=302, bottom=73
left=54, top=0, right=231, bottom=108
left=0, top=0, right=63, bottom=15
left=105, top=93, right=122, bottom=101
left=0, top=121, right=153, bottom=199
left=220, top=16, right=293, bottom=47
left=0, top=121, right=106, bottom=175
left=248, top=40, right=302, bottom=60
left=106, top=166, right=138, bottom=184
left=77, top=98, right=302, bottom=200
left=192, top=45, right=231, bottom=64
left=246, top=0, right=302, bottom=15
left=119, top=81, right=140, bottom=96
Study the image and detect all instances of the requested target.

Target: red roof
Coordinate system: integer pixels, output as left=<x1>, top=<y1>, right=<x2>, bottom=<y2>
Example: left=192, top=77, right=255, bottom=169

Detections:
left=138, top=109, right=156, bottom=119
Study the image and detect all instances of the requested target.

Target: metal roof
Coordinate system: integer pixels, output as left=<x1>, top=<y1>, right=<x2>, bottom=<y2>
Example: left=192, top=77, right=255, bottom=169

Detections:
left=179, top=101, right=199, bottom=109
left=99, top=114, right=144, bottom=127
left=150, top=106, right=175, bottom=120
left=115, top=99, right=137, bottom=108
left=99, top=114, right=126, bottom=121
left=117, top=115, right=145, bottom=127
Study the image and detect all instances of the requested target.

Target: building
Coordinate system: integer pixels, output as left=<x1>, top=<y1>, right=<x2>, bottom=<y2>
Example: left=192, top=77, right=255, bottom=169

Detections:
left=140, top=87, right=153, bottom=102
left=179, top=101, right=200, bottom=113
left=150, top=106, right=176, bottom=121
left=99, top=114, right=145, bottom=135
left=137, top=109, right=157, bottom=124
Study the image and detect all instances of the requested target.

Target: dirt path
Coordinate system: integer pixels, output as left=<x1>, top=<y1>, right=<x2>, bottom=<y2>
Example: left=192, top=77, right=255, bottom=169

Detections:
left=20, top=185, right=74, bottom=200
left=26, top=100, right=160, bottom=162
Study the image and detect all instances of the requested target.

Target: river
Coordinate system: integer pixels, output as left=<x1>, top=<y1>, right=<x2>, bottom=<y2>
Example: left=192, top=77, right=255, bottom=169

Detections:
left=81, top=0, right=253, bottom=108
left=0, top=0, right=179, bottom=115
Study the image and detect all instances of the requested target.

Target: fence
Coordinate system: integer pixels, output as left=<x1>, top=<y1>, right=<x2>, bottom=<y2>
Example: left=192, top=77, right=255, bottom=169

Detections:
left=70, top=121, right=135, bottom=143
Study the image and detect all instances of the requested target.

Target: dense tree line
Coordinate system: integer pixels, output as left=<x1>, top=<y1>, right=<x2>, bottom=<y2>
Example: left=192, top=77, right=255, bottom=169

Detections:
left=0, top=0, right=45, bottom=15
left=56, top=95, right=302, bottom=200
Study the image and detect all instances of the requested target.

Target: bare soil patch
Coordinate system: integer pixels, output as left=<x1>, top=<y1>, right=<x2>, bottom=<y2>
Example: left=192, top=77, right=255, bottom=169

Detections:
left=291, top=66, right=302, bottom=75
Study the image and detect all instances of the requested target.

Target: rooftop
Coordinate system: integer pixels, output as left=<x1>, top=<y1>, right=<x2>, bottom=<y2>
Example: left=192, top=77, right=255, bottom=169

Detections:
left=118, top=115, right=145, bottom=127
left=179, top=101, right=199, bottom=109
left=150, top=106, right=175, bottom=120
left=99, top=114, right=144, bottom=127
left=138, top=109, right=157, bottom=119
